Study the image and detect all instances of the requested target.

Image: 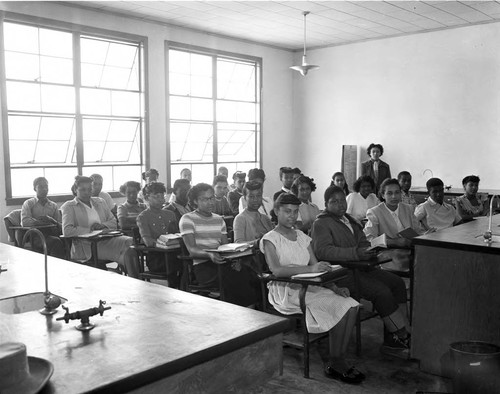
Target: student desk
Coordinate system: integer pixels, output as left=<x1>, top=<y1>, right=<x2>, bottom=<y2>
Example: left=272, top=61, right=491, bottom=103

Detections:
left=411, top=215, right=500, bottom=377
left=0, top=243, right=288, bottom=393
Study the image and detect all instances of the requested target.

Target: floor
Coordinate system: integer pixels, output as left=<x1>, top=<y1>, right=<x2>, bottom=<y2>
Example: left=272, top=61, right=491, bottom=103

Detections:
left=148, top=278, right=452, bottom=394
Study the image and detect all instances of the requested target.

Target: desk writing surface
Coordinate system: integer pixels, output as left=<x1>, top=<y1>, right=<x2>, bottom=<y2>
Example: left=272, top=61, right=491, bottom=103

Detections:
left=413, top=215, right=500, bottom=253
left=0, top=243, right=287, bottom=393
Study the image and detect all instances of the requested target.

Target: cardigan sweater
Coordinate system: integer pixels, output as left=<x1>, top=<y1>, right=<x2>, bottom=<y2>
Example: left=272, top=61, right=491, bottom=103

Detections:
left=233, top=208, right=274, bottom=243
left=360, top=159, right=391, bottom=192
left=311, top=211, right=370, bottom=262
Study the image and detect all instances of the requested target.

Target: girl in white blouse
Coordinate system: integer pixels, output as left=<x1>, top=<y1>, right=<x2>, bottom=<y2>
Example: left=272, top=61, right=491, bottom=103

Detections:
left=346, top=176, right=379, bottom=223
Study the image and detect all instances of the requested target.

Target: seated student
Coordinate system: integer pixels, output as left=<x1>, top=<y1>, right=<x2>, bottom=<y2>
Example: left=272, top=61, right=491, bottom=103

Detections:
left=117, top=181, right=147, bottom=231
left=291, top=175, right=320, bottom=234
left=21, top=177, right=65, bottom=259
left=138, top=168, right=159, bottom=202
left=165, top=179, right=192, bottom=223
left=292, top=167, right=302, bottom=181
left=364, top=179, right=423, bottom=272
left=168, top=168, right=192, bottom=204
left=361, top=143, right=391, bottom=194
left=346, top=175, right=379, bottom=223
left=330, top=172, right=350, bottom=196
left=398, top=171, right=417, bottom=212
left=61, top=176, right=140, bottom=278
left=90, top=174, right=116, bottom=216
left=234, top=181, right=274, bottom=247
left=227, top=171, right=246, bottom=216
left=273, top=167, right=295, bottom=201
left=261, top=194, right=364, bottom=383
left=415, top=178, right=462, bottom=231
left=179, top=183, right=259, bottom=307
left=311, top=186, right=411, bottom=358
left=212, top=175, right=232, bottom=216
left=218, top=166, right=229, bottom=178
left=238, top=168, right=274, bottom=219
left=136, top=182, right=181, bottom=287
left=455, top=175, right=489, bottom=221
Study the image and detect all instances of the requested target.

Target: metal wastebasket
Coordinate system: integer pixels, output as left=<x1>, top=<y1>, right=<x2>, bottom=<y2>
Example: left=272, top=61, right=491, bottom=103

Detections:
left=450, top=341, right=500, bottom=394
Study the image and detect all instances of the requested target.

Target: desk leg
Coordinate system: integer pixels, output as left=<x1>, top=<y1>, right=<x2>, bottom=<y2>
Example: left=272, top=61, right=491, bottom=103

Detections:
left=353, top=268, right=361, bottom=356
left=409, top=258, right=414, bottom=324
left=299, top=285, right=309, bottom=378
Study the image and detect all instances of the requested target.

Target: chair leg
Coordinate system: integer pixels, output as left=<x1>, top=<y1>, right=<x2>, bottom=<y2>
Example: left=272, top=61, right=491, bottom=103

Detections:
left=298, top=285, right=310, bottom=378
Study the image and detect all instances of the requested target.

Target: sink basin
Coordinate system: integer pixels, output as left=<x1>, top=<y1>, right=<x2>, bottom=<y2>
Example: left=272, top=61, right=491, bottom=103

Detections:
left=0, top=292, right=67, bottom=314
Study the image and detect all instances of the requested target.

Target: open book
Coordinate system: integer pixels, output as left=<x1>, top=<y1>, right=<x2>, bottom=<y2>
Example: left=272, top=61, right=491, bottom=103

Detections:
left=291, top=263, right=343, bottom=279
left=398, top=227, right=420, bottom=240
left=367, top=233, right=388, bottom=251
left=205, top=242, right=252, bottom=253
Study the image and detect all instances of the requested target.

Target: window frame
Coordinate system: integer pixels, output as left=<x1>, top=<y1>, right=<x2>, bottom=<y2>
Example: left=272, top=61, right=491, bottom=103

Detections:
left=165, top=41, right=263, bottom=187
left=0, top=12, right=149, bottom=205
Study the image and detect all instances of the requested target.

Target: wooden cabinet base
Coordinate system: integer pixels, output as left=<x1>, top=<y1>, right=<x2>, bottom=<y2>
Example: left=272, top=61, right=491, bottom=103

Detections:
left=130, top=334, right=283, bottom=393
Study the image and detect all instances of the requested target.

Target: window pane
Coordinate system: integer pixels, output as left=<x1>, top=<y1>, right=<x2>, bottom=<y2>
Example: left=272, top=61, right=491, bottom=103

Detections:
left=217, top=123, right=256, bottom=163
left=216, top=101, right=256, bottom=123
left=11, top=168, right=44, bottom=197
left=5, top=52, right=40, bottom=81
left=39, top=28, right=72, bottom=58
left=40, top=56, right=73, bottom=84
left=34, top=141, right=72, bottom=163
left=102, top=142, right=133, bottom=162
left=41, top=85, right=75, bottom=113
left=101, top=66, right=134, bottom=90
left=170, top=96, right=212, bottom=121
left=84, top=141, right=105, bottom=162
left=111, top=91, right=141, bottom=117
left=217, top=59, right=255, bottom=101
left=4, top=23, right=39, bottom=54
left=8, top=116, right=40, bottom=140
left=81, top=38, right=109, bottom=65
left=81, top=63, right=103, bottom=88
left=170, top=122, right=213, bottom=162
left=6, top=81, right=41, bottom=112
left=108, top=120, right=138, bottom=141
left=9, top=141, right=36, bottom=164
left=44, top=167, right=79, bottom=195
left=83, top=118, right=109, bottom=141
left=113, top=165, right=142, bottom=191
left=39, top=117, right=75, bottom=141
left=81, top=88, right=111, bottom=115
left=169, top=50, right=190, bottom=74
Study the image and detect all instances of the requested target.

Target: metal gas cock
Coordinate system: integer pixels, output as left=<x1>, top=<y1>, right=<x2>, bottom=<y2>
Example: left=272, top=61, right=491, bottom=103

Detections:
left=484, top=195, right=498, bottom=244
left=56, top=300, right=111, bottom=331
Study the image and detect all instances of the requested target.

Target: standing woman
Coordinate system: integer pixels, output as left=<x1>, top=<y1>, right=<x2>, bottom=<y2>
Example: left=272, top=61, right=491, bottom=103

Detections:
left=455, top=175, right=489, bottom=221
left=361, top=143, right=391, bottom=194
left=291, top=175, right=320, bottom=234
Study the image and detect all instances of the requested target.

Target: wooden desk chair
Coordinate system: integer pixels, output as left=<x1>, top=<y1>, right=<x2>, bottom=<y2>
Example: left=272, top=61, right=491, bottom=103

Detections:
left=130, top=227, right=179, bottom=285
left=258, top=268, right=350, bottom=379
left=178, top=239, right=223, bottom=299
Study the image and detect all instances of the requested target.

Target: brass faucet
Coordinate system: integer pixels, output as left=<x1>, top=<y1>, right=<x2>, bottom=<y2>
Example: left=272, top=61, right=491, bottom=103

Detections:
left=22, top=228, right=62, bottom=315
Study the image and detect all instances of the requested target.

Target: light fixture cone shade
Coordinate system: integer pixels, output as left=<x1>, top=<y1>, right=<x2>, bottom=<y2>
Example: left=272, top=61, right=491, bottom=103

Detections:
left=290, top=13, right=319, bottom=76
left=290, top=55, right=319, bottom=76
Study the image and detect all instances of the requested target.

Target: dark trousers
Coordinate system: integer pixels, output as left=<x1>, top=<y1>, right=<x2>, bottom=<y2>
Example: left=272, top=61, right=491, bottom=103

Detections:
left=146, top=251, right=183, bottom=288
left=337, top=267, right=407, bottom=317
left=193, top=260, right=260, bottom=307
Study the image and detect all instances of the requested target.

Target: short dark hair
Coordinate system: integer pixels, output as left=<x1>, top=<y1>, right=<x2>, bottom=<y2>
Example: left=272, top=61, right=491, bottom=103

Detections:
left=122, top=180, right=141, bottom=192
left=232, top=171, right=246, bottom=181
left=353, top=175, right=375, bottom=193
left=331, top=172, right=345, bottom=181
left=397, top=171, right=411, bottom=180
left=172, top=178, right=191, bottom=193
left=142, top=168, right=159, bottom=181
left=33, top=177, right=48, bottom=189
left=292, top=167, right=302, bottom=175
left=324, top=185, right=345, bottom=204
left=243, top=180, right=263, bottom=196
left=89, top=173, right=103, bottom=182
left=188, top=183, right=214, bottom=207
left=274, top=193, right=301, bottom=210
left=248, top=168, right=266, bottom=182
left=213, top=175, right=228, bottom=186
left=426, top=177, right=444, bottom=191
left=330, top=172, right=349, bottom=194
left=378, top=178, right=400, bottom=200
left=462, top=175, right=480, bottom=186
left=71, top=176, right=93, bottom=196
left=142, top=182, right=166, bottom=199
left=367, top=143, right=384, bottom=156
left=291, top=175, right=317, bottom=195
left=279, top=167, right=294, bottom=177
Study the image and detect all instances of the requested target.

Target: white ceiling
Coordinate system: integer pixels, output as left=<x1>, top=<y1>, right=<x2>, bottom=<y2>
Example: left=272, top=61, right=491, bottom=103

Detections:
left=67, top=1, right=500, bottom=50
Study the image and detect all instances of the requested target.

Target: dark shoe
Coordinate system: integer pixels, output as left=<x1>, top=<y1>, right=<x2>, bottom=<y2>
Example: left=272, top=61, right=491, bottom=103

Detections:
left=324, top=363, right=364, bottom=384
left=381, top=333, right=411, bottom=359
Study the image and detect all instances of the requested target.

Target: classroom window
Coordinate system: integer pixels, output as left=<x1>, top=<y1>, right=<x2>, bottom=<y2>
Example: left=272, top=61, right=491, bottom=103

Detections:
left=1, top=21, right=145, bottom=199
left=167, top=47, right=261, bottom=185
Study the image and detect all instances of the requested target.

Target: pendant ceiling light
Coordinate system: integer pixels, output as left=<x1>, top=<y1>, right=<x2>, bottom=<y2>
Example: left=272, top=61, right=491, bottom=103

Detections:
left=290, top=11, right=319, bottom=76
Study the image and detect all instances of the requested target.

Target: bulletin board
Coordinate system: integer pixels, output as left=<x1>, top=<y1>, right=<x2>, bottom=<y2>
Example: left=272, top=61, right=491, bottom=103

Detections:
left=341, top=145, right=357, bottom=190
